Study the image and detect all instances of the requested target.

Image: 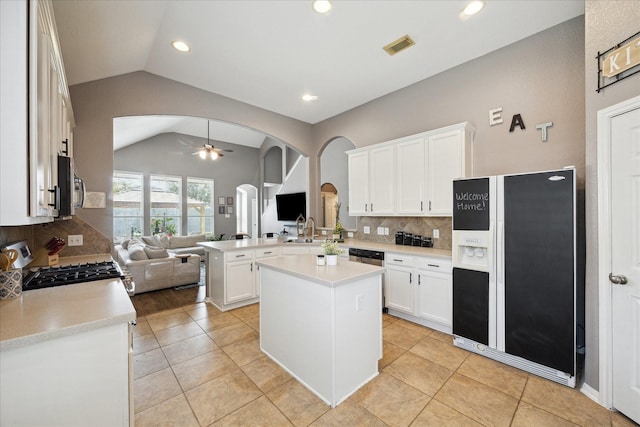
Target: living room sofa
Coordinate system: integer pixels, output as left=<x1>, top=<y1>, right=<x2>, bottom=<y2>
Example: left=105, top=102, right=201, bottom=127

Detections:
left=114, top=234, right=206, bottom=294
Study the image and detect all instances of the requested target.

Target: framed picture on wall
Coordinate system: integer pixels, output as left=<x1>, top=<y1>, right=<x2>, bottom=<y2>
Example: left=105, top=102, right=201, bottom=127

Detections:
left=226, top=206, right=234, bottom=214
left=218, top=206, right=225, bottom=214
left=226, top=197, right=234, bottom=205
left=218, top=197, right=226, bottom=205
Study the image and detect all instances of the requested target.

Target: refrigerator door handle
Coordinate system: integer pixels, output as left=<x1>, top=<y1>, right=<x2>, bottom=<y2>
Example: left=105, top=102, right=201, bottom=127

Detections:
left=497, top=221, right=504, bottom=285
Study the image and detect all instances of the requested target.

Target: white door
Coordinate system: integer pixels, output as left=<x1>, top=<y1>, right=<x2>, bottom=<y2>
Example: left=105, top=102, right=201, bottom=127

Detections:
left=610, top=105, right=640, bottom=423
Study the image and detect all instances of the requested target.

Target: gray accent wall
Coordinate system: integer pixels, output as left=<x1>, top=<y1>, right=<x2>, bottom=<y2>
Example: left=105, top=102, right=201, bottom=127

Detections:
left=114, top=132, right=259, bottom=238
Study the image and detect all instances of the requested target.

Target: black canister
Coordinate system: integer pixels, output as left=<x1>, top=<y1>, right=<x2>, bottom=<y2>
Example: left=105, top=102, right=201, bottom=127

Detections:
left=403, top=232, right=413, bottom=245
left=412, top=235, right=422, bottom=246
left=421, top=237, right=433, bottom=247
left=395, top=231, right=404, bottom=245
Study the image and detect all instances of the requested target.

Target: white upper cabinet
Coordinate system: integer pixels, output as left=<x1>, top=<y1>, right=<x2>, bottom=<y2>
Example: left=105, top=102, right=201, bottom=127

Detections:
left=348, top=151, right=369, bottom=215
left=348, top=145, right=395, bottom=216
left=347, top=122, right=474, bottom=218
left=396, top=138, right=426, bottom=215
left=0, top=0, right=74, bottom=225
left=368, top=145, right=395, bottom=215
left=426, top=124, right=473, bottom=216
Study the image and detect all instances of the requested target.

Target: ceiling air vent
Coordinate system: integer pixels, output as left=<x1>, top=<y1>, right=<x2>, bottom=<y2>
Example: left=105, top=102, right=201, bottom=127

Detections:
left=383, top=35, right=415, bottom=56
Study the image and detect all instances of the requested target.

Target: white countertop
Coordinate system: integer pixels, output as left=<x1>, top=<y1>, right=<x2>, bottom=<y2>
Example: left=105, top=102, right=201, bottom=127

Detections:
left=199, top=237, right=452, bottom=260
left=0, top=254, right=136, bottom=351
left=256, top=255, right=384, bottom=287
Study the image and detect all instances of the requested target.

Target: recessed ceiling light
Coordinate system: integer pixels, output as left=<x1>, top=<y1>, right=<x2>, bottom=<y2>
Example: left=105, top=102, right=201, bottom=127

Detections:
left=302, top=94, right=318, bottom=102
left=462, top=0, right=485, bottom=16
left=171, top=40, right=190, bottom=52
left=312, top=0, right=332, bottom=14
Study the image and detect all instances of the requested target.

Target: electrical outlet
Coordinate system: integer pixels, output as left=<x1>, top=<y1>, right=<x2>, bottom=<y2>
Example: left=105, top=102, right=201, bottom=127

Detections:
left=384, top=227, right=389, bottom=235
left=433, top=229, right=440, bottom=239
left=363, top=226, right=370, bottom=234
left=321, top=230, right=327, bottom=235
left=377, top=226, right=384, bottom=235
left=347, top=231, right=354, bottom=238
left=68, top=234, right=83, bottom=246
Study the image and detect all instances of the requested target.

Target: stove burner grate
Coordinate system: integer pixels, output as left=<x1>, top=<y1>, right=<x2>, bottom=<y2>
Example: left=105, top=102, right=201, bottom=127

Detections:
left=23, top=261, right=125, bottom=291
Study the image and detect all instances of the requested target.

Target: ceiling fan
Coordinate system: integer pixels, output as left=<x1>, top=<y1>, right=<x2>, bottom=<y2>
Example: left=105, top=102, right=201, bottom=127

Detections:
left=193, top=120, right=233, bottom=159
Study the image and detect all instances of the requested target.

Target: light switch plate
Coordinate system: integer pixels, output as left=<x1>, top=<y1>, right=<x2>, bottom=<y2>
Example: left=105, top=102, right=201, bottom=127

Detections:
left=363, top=226, right=370, bottom=234
left=377, top=226, right=384, bottom=235
left=433, top=229, right=440, bottom=239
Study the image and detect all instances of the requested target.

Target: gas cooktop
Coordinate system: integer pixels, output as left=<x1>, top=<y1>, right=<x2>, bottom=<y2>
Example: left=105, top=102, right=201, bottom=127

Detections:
left=23, top=261, right=125, bottom=291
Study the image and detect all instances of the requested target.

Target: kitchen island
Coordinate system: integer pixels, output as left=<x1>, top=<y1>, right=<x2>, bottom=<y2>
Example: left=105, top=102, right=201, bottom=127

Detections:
left=0, top=254, right=136, bottom=427
left=256, top=254, right=384, bottom=407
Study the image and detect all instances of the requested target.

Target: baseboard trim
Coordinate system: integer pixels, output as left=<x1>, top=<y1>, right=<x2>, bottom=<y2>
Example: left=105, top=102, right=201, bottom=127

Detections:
left=580, top=382, right=603, bottom=407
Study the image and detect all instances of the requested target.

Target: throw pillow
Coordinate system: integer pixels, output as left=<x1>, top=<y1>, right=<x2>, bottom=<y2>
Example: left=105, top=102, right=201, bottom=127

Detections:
left=120, top=239, right=130, bottom=249
left=128, top=244, right=148, bottom=260
left=141, top=235, right=162, bottom=247
left=159, top=235, right=171, bottom=249
left=143, top=246, right=169, bottom=259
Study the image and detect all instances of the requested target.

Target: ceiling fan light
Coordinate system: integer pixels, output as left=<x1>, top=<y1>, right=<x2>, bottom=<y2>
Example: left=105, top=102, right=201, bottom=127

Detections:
left=199, top=150, right=207, bottom=159
left=210, top=151, right=219, bottom=160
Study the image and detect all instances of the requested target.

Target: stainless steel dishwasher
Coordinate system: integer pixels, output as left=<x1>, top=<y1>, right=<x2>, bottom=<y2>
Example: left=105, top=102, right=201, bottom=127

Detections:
left=348, top=248, right=386, bottom=312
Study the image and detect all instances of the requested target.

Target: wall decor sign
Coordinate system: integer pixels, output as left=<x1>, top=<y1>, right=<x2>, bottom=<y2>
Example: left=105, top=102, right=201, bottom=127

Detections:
left=226, top=197, right=234, bottom=205
left=218, top=197, right=226, bottom=205
left=596, top=31, right=640, bottom=93
left=488, top=107, right=554, bottom=142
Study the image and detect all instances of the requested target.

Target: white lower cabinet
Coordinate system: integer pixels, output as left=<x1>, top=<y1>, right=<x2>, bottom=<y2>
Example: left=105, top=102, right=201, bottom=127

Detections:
left=416, top=259, right=452, bottom=328
left=385, top=254, right=415, bottom=314
left=208, top=247, right=280, bottom=310
left=386, top=253, right=452, bottom=333
left=225, top=256, right=255, bottom=304
left=0, top=322, right=132, bottom=426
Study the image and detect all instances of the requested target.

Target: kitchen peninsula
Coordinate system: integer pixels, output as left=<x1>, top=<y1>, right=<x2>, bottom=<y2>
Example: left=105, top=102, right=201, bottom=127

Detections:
left=257, top=255, right=384, bottom=407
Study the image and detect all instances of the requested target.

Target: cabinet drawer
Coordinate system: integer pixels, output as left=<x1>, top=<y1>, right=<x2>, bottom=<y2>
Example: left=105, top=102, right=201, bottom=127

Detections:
left=224, top=250, right=254, bottom=262
left=255, top=248, right=279, bottom=258
left=416, top=258, right=451, bottom=272
left=385, top=253, right=415, bottom=267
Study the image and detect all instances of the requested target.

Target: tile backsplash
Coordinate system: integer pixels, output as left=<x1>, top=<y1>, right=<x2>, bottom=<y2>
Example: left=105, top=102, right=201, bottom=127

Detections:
left=0, top=217, right=112, bottom=267
left=354, top=216, right=452, bottom=249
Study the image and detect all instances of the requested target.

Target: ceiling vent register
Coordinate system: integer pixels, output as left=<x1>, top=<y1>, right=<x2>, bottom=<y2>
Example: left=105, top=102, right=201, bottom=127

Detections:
left=383, top=35, right=415, bottom=56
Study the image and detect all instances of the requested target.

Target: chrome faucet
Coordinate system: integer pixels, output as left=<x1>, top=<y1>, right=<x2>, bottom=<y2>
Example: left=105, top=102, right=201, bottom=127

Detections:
left=304, top=217, right=315, bottom=241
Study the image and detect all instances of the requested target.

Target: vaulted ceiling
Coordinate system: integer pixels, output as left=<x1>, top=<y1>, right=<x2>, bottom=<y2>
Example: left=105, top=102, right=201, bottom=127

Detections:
left=52, top=0, right=584, bottom=147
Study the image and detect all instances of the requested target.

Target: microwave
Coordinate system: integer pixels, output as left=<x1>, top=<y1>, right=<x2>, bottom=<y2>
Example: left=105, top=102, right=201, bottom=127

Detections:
left=57, top=155, right=85, bottom=218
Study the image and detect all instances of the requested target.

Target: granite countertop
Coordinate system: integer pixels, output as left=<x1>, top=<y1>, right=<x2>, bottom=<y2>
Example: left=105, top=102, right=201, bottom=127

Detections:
left=256, top=255, right=384, bottom=288
left=199, top=237, right=451, bottom=259
left=0, top=254, right=136, bottom=351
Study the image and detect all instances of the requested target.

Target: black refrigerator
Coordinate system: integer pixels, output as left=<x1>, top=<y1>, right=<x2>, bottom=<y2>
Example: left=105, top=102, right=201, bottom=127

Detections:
left=452, top=168, right=578, bottom=387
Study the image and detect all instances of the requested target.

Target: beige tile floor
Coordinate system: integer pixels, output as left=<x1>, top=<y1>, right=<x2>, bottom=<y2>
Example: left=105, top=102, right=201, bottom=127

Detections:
left=133, top=302, right=637, bottom=427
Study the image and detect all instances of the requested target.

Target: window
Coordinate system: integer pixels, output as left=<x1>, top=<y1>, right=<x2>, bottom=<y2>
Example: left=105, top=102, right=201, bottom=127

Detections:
left=113, top=171, right=144, bottom=243
left=150, top=174, right=181, bottom=236
left=187, top=177, right=214, bottom=235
